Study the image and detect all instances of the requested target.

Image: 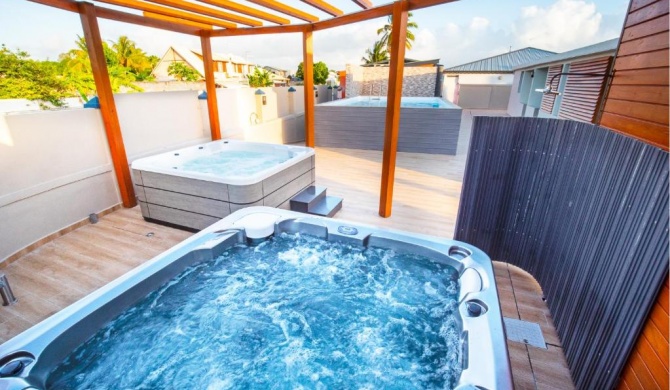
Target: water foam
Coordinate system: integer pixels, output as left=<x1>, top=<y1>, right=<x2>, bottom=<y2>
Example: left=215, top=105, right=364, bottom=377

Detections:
left=47, top=233, right=462, bottom=389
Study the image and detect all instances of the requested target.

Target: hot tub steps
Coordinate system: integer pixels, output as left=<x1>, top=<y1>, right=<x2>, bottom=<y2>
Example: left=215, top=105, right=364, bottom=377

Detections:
left=290, top=186, right=342, bottom=217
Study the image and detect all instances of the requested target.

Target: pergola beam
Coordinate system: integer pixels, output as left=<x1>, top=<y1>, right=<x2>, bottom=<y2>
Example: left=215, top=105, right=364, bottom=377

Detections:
left=143, top=11, right=213, bottom=30
left=352, top=0, right=373, bottom=9
left=379, top=0, right=409, bottom=217
left=300, top=0, right=343, bottom=17
left=302, top=26, right=315, bottom=147
left=209, top=24, right=307, bottom=36
left=143, top=0, right=263, bottom=26
left=95, top=0, right=238, bottom=29
left=247, top=0, right=319, bottom=22
left=78, top=2, right=137, bottom=208
left=200, top=33, right=222, bottom=141
left=28, top=0, right=202, bottom=35
left=198, top=0, right=291, bottom=25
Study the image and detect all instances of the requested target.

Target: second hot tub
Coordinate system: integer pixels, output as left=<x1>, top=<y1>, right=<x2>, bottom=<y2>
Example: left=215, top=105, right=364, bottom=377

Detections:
left=131, top=140, right=315, bottom=230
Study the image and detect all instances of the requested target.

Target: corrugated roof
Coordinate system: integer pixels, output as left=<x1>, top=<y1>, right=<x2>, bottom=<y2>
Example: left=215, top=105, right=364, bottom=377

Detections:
left=513, top=38, right=619, bottom=70
left=444, top=47, right=555, bottom=73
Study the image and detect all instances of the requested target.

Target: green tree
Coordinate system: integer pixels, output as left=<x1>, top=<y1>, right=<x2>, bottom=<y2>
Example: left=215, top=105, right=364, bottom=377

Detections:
left=247, top=68, right=273, bottom=87
left=110, top=36, right=155, bottom=81
left=377, top=13, right=418, bottom=51
left=295, top=61, right=330, bottom=85
left=0, top=45, right=71, bottom=107
left=167, top=62, right=200, bottom=81
left=361, top=40, right=389, bottom=64
left=58, top=36, right=141, bottom=98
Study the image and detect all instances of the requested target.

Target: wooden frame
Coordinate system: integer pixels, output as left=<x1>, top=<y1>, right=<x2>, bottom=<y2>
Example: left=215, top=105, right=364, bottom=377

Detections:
left=78, top=2, right=137, bottom=208
left=302, top=27, right=315, bottom=148
left=29, top=0, right=457, bottom=213
left=200, top=33, right=222, bottom=141
left=379, top=0, right=409, bottom=217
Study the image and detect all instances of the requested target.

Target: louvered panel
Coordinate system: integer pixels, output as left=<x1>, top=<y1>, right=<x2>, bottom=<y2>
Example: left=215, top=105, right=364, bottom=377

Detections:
left=557, top=57, right=612, bottom=123
left=540, top=65, right=562, bottom=114
left=455, top=116, right=669, bottom=390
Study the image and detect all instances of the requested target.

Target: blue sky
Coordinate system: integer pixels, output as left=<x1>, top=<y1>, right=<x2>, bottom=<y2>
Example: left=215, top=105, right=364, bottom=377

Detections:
left=0, top=0, right=628, bottom=71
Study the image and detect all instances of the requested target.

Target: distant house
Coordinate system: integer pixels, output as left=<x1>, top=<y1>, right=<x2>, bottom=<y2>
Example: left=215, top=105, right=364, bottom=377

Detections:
left=362, top=58, right=441, bottom=67
left=152, top=46, right=256, bottom=86
left=443, top=47, right=555, bottom=110
left=507, top=38, right=618, bottom=122
left=262, top=66, right=290, bottom=86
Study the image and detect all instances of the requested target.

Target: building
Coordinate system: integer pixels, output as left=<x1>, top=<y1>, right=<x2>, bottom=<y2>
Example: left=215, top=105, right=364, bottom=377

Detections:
left=345, top=58, right=443, bottom=98
left=152, top=46, right=256, bottom=86
left=443, top=47, right=555, bottom=109
left=507, top=38, right=618, bottom=121
left=262, top=66, right=290, bottom=86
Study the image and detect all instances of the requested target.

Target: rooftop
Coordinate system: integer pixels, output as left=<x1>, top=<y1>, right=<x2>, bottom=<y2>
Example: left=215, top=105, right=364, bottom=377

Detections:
left=444, top=47, right=555, bottom=73
left=514, top=38, right=619, bottom=70
left=0, top=110, right=574, bottom=389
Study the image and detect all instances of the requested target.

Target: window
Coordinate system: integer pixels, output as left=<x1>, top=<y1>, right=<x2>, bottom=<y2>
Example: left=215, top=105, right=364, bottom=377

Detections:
left=517, top=71, right=525, bottom=93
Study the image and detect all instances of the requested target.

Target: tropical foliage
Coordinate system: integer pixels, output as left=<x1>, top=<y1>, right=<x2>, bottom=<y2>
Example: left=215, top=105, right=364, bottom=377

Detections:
left=295, top=61, right=330, bottom=85
left=0, top=45, right=71, bottom=107
left=361, top=40, right=389, bottom=64
left=167, top=62, right=200, bottom=82
left=0, top=36, right=159, bottom=107
left=247, top=68, right=273, bottom=87
left=377, top=12, right=419, bottom=51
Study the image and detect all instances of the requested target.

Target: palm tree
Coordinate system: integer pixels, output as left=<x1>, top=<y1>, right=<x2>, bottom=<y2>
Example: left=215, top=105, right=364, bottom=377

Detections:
left=361, top=40, right=389, bottom=64
left=377, top=12, right=418, bottom=51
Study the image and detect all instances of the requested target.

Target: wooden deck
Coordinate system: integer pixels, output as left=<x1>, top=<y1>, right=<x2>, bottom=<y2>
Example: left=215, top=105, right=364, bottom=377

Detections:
left=0, top=110, right=573, bottom=389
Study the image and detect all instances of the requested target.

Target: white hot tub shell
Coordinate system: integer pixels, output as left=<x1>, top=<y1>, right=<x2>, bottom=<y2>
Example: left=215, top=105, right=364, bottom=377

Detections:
left=131, top=140, right=315, bottom=230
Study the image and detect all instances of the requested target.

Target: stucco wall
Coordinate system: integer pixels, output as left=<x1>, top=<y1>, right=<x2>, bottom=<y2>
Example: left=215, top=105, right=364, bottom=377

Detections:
left=0, top=87, right=306, bottom=263
left=345, top=65, right=438, bottom=98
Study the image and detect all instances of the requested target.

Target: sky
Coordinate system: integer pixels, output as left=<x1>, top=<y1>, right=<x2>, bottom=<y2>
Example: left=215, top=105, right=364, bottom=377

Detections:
left=0, top=0, right=628, bottom=72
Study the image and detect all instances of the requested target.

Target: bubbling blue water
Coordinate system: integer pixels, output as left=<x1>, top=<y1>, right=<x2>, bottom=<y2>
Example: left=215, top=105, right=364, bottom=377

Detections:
left=47, top=233, right=462, bottom=389
left=179, top=150, right=291, bottom=177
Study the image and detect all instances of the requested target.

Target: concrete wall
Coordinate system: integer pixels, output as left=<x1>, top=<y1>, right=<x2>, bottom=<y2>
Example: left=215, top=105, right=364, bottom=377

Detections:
left=0, top=87, right=306, bottom=263
left=457, top=85, right=511, bottom=109
left=345, top=65, right=439, bottom=98
left=0, top=109, right=119, bottom=263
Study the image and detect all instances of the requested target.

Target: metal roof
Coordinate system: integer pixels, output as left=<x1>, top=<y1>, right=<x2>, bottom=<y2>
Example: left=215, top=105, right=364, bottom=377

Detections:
left=513, top=38, right=619, bottom=70
left=444, top=47, right=555, bottom=73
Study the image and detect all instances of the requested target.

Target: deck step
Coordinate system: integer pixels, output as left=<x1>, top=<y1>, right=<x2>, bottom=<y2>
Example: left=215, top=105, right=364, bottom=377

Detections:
left=308, top=196, right=343, bottom=217
left=290, top=186, right=342, bottom=217
left=290, top=186, right=327, bottom=213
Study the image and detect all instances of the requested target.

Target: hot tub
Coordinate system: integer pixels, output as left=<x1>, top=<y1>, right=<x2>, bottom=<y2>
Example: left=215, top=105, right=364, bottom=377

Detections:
left=131, top=140, right=315, bottom=230
left=315, top=96, right=462, bottom=155
left=0, top=208, right=512, bottom=390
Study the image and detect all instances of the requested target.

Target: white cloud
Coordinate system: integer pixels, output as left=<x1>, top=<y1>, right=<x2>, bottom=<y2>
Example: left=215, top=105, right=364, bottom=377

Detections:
left=469, top=17, right=490, bottom=30
left=514, top=0, right=604, bottom=52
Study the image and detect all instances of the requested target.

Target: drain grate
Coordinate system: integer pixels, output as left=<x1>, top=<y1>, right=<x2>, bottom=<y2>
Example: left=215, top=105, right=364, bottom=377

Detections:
left=503, top=317, right=547, bottom=349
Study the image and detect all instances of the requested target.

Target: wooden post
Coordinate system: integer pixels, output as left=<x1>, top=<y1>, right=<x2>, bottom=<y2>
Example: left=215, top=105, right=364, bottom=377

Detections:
left=78, top=2, right=136, bottom=208
left=302, top=27, right=315, bottom=147
left=378, top=0, right=408, bottom=218
left=200, top=33, right=221, bottom=140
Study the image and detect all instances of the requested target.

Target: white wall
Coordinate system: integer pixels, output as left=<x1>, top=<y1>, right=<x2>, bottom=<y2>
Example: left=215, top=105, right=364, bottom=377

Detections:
left=507, top=70, right=525, bottom=116
left=456, top=73, right=514, bottom=85
left=0, top=87, right=307, bottom=262
left=0, top=109, right=119, bottom=261
left=116, top=91, right=210, bottom=160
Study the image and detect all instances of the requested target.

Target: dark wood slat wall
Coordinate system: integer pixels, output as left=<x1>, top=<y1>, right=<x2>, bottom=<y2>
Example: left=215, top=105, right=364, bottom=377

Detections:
left=540, top=65, right=562, bottom=114
left=557, top=57, right=612, bottom=122
left=600, top=0, right=669, bottom=150
left=604, top=1, right=670, bottom=389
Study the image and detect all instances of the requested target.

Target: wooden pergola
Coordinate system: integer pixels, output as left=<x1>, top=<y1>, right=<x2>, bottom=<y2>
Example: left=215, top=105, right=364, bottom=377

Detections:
left=31, top=0, right=455, bottom=217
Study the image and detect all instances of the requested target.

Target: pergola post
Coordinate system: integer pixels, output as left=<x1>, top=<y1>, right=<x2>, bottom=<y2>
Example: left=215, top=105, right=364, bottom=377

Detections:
left=302, top=26, right=315, bottom=147
left=200, top=33, right=222, bottom=140
left=78, top=2, right=136, bottom=208
left=378, top=0, right=408, bottom=218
